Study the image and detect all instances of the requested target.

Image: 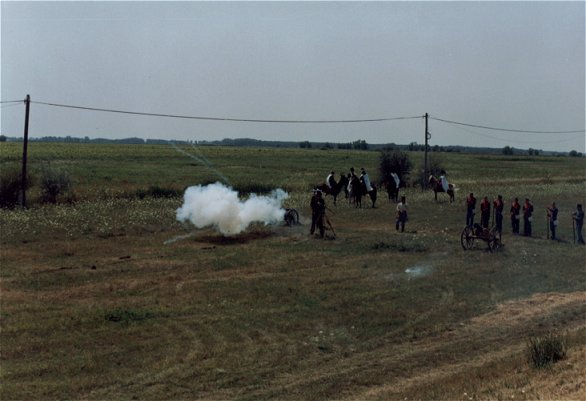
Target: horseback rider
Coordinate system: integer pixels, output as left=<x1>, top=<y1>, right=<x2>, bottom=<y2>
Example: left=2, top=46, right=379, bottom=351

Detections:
left=360, top=168, right=373, bottom=192
left=310, top=189, right=326, bottom=238
left=326, top=171, right=336, bottom=189
left=391, top=172, right=400, bottom=190
left=439, top=170, right=449, bottom=192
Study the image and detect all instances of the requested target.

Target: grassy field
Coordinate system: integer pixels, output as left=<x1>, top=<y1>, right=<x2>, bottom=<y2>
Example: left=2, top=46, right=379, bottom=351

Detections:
left=1, top=142, right=585, bottom=400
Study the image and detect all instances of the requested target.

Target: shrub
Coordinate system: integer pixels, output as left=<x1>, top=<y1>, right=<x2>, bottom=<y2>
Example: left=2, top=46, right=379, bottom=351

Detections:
left=413, top=153, right=446, bottom=188
left=378, top=150, right=412, bottom=186
left=0, top=167, right=31, bottom=208
left=40, top=166, right=72, bottom=204
left=528, top=332, right=567, bottom=368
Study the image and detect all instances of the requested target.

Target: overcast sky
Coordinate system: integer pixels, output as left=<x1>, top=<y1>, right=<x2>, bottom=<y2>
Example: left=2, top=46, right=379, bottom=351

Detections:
left=1, top=1, right=585, bottom=151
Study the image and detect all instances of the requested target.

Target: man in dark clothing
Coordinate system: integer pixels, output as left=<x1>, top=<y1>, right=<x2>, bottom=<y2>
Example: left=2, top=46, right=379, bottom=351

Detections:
left=510, top=197, right=521, bottom=234
left=493, top=195, right=504, bottom=233
left=546, top=202, right=559, bottom=240
left=480, top=196, right=491, bottom=228
left=523, top=198, right=534, bottom=237
left=466, top=193, right=476, bottom=228
left=310, top=189, right=326, bottom=238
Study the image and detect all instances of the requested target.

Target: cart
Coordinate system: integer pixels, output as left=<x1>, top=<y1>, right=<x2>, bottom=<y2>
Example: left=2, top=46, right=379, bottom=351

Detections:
left=461, top=224, right=501, bottom=251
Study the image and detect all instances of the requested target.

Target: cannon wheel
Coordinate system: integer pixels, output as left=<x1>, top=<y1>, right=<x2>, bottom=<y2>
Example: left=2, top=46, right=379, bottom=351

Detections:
left=284, top=208, right=299, bottom=226
left=461, top=226, right=474, bottom=250
left=488, top=228, right=501, bottom=252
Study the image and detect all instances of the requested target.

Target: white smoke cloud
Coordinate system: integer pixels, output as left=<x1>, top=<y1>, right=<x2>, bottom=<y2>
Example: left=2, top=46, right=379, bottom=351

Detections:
left=176, top=182, right=289, bottom=235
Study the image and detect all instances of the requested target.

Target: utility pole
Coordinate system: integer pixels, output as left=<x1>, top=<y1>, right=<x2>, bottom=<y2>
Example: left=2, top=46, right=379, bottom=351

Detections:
left=423, top=112, right=429, bottom=189
left=21, top=95, right=30, bottom=208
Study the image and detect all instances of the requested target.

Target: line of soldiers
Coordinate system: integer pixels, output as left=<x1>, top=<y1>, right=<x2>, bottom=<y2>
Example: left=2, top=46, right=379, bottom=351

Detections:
left=466, top=192, right=584, bottom=243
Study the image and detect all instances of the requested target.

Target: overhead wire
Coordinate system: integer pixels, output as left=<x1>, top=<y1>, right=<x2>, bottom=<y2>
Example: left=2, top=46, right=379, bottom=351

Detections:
left=430, top=115, right=584, bottom=134
left=448, top=123, right=585, bottom=145
left=31, top=100, right=423, bottom=124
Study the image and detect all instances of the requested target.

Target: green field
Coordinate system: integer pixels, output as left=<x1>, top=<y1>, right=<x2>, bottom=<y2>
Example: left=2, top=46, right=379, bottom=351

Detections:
left=1, top=142, right=585, bottom=400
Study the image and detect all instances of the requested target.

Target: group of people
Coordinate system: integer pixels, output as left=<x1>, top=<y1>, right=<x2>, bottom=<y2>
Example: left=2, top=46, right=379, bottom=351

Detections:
left=312, top=169, right=585, bottom=245
left=465, top=192, right=584, bottom=243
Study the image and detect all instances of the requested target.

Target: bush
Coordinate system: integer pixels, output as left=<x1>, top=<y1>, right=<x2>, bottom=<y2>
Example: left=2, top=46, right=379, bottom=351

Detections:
left=136, top=185, right=181, bottom=199
left=528, top=332, right=567, bottom=368
left=40, top=166, right=72, bottom=204
left=378, top=150, right=412, bottom=186
left=413, top=154, right=446, bottom=188
left=0, top=167, right=31, bottom=208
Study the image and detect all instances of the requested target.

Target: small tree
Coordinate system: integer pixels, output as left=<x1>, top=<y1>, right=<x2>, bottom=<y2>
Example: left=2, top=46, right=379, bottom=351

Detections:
left=378, top=150, right=412, bottom=186
left=414, top=154, right=446, bottom=188
left=0, top=167, right=32, bottom=208
left=40, top=166, right=72, bottom=204
left=569, top=150, right=583, bottom=157
left=502, top=146, right=514, bottom=155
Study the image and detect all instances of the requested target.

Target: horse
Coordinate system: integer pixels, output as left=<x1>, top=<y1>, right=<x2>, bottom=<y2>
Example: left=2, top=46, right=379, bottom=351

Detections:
left=348, top=176, right=377, bottom=208
left=382, top=178, right=400, bottom=203
left=428, top=175, right=455, bottom=202
left=316, top=180, right=344, bottom=205
left=348, top=175, right=363, bottom=208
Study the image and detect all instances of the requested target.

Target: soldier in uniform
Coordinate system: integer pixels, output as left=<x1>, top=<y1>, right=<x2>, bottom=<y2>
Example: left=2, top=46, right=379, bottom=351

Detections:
left=546, top=202, right=559, bottom=240
left=510, top=197, right=521, bottom=234
left=493, top=195, right=504, bottom=233
left=466, top=193, right=476, bottom=228
left=480, top=196, right=491, bottom=228
left=572, top=204, right=584, bottom=244
left=523, top=198, right=534, bottom=237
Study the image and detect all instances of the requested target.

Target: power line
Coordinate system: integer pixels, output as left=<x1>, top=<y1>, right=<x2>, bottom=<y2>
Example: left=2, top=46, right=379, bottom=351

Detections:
left=430, top=115, right=585, bottom=134
left=31, top=100, right=423, bottom=124
left=449, top=123, right=585, bottom=145
left=0, top=100, right=23, bottom=104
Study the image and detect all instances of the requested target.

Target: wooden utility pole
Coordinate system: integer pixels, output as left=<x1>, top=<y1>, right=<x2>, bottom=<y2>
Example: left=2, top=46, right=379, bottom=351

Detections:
left=21, top=94, right=30, bottom=208
left=424, top=112, right=429, bottom=189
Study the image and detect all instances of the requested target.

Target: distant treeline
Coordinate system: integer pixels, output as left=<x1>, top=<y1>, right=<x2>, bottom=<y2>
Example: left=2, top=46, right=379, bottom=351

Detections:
left=0, top=135, right=579, bottom=156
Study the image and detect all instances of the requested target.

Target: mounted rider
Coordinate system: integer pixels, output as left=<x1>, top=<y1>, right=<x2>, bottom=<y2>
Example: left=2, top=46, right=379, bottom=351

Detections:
left=326, top=171, right=336, bottom=189
left=360, top=168, right=373, bottom=192
left=439, top=170, right=449, bottom=193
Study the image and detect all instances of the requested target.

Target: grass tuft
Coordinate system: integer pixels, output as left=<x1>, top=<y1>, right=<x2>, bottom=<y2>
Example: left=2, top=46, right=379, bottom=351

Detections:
left=528, top=332, right=567, bottom=368
left=105, top=308, right=157, bottom=323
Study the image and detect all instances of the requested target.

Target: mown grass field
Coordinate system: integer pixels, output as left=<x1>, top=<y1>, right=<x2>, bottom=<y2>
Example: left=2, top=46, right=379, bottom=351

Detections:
left=1, top=142, right=585, bottom=400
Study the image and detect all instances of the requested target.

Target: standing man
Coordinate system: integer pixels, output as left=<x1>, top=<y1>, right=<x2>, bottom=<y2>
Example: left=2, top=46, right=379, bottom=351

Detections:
left=466, top=193, right=477, bottom=228
left=310, top=189, right=326, bottom=238
left=510, top=197, right=521, bottom=235
left=572, top=204, right=585, bottom=244
left=546, top=202, right=559, bottom=240
left=523, top=198, right=534, bottom=237
left=493, top=195, right=504, bottom=233
left=395, top=196, right=408, bottom=232
left=480, top=196, right=491, bottom=228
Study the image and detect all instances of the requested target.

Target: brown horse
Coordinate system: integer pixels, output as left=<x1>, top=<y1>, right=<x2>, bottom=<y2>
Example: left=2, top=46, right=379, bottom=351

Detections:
left=428, top=175, right=455, bottom=202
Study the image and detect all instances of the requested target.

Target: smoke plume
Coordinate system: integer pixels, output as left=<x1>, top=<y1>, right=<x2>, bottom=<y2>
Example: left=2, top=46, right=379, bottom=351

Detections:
left=176, top=182, right=289, bottom=235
